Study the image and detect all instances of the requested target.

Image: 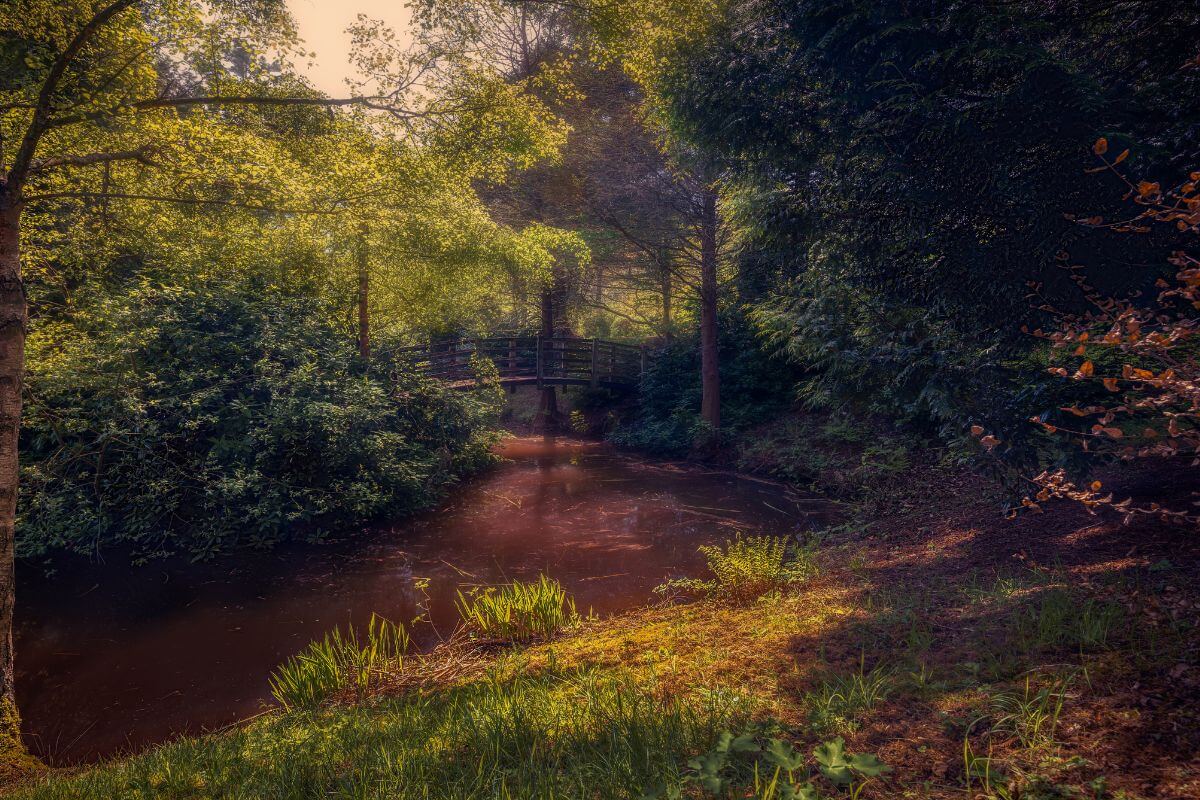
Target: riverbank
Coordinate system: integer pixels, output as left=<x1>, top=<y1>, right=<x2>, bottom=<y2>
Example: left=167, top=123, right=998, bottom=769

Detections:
left=11, top=436, right=816, bottom=769
left=6, top=455, right=1197, bottom=799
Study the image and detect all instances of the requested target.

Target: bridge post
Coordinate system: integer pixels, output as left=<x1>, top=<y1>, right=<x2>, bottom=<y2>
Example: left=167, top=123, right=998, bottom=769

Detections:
left=535, top=335, right=543, bottom=387
left=590, top=339, right=599, bottom=388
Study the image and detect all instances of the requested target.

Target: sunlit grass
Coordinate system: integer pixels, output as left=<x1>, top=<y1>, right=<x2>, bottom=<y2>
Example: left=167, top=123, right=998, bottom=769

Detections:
left=16, top=668, right=743, bottom=800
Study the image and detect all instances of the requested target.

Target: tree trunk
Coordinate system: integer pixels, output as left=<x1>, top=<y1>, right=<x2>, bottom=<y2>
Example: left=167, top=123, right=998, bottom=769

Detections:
left=536, top=287, right=558, bottom=431
left=356, top=225, right=369, bottom=361
left=0, top=194, right=27, bottom=762
left=660, top=262, right=672, bottom=342
left=699, top=189, right=720, bottom=430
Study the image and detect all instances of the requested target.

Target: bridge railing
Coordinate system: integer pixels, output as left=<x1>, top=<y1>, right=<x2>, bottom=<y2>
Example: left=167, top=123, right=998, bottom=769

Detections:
left=383, top=336, right=647, bottom=388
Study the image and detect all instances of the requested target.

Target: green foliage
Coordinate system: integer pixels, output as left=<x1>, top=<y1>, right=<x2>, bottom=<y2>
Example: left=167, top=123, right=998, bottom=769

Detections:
left=612, top=312, right=802, bottom=456
left=455, top=575, right=578, bottom=642
left=650, top=0, right=1200, bottom=465
left=268, top=614, right=410, bottom=710
left=804, top=663, right=892, bottom=736
left=15, top=667, right=742, bottom=800
left=658, top=534, right=818, bottom=604
left=702, top=534, right=817, bottom=603
left=19, top=278, right=501, bottom=561
left=676, top=722, right=890, bottom=800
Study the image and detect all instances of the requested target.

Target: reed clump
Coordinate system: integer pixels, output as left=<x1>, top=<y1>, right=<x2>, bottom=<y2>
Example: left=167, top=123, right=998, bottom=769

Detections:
left=455, top=575, right=578, bottom=643
left=268, top=613, right=409, bottom=710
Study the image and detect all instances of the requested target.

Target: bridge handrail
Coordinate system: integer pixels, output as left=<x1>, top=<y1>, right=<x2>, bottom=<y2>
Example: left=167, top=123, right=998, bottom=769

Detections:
left=376, top=335, right=649, bottom=389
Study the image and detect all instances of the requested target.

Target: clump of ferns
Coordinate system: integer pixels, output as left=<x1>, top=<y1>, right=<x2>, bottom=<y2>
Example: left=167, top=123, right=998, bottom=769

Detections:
left=657, top=533, right=820, bottom=604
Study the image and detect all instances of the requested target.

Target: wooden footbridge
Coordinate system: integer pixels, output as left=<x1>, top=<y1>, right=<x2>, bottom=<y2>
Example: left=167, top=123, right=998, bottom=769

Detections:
left=388, top=336, right=648, bottom=389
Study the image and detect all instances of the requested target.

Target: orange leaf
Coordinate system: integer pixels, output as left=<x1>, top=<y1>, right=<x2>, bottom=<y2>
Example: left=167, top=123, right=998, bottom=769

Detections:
left=970, top=425, right=984, bottom=436
left=1114, top=149, right=1129, bottom=164
left=1093, top=137, right=1108, bottom=155
left=1102, top=377, right=1120, bottom=392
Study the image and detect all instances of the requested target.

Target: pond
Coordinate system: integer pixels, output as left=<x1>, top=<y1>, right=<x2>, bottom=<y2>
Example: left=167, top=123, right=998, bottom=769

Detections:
left=15, top=436, right=835, bottom=764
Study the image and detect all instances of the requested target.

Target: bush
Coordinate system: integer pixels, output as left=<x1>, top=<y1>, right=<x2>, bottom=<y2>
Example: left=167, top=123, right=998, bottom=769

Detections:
left=19, top=278, right=502, bottom=562
left=455, top=575, right=578, bottom=642
left=1004, top=157, right=1200, bottom=524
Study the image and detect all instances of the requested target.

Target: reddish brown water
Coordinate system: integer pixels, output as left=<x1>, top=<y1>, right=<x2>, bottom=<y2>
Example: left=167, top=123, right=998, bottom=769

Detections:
left=15, top=437, right=833, bottom=764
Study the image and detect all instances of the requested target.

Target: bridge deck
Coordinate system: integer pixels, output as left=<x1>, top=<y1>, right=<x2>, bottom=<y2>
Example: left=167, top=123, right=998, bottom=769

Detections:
left=384, top=336, right=647, bottom=389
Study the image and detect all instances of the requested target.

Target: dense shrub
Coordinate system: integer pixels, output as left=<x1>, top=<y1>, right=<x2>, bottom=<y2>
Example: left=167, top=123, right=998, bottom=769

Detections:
left=656, top=0, right=1200, bottom=464
left=611, top=312, right=802, bottom=456
left=19, top=279, right=502, bottom=562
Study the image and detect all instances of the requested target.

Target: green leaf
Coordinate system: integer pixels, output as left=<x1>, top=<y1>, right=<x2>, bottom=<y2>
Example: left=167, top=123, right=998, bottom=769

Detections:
left=813, top=737, right=853, bottom=785
left=763, top=737, right=806, bottom=772
left=847, top=752, right=891, bottom=778
left=781, top=783, right=822, bottom=800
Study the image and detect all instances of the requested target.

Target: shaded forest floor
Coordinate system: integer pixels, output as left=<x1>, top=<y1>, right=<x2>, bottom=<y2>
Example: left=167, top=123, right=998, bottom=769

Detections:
left=6, top=458, right=1198, bottom=799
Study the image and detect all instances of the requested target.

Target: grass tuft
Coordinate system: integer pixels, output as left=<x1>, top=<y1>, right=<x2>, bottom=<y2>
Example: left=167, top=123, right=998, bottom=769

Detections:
left=268, top=613, right=409, bottom=710
left=804, top=660, right=892, bottom=735
left=456, top=574, right=578, bottom=643
left=990, top=673, right=1073, bottom=751
left=1012, top=589, right=1124, bottom=653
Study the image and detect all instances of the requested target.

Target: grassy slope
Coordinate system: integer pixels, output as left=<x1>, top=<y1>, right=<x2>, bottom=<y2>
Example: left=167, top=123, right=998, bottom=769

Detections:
left=8, top=466, right=1200, bottom=800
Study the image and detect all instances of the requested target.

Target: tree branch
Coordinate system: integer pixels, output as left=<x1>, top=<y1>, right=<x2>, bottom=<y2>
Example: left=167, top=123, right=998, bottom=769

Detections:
left=22, top=191, right=344, bottom=215
left=29, top=148, right=156, bottom=174
left=47, top=94, right=477, bottom=130
left=9, top=0, right=139, bottom=191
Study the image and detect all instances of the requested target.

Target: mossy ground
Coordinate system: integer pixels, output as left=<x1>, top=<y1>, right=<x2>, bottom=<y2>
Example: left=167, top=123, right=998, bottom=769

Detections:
left=5, top=464, right=1198, bottom=799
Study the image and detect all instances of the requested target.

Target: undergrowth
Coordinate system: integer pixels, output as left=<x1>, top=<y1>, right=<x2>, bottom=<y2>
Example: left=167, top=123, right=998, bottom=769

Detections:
left=671, top=722, right=890, bottom=800
left=803, top=661, right=892, bottom=736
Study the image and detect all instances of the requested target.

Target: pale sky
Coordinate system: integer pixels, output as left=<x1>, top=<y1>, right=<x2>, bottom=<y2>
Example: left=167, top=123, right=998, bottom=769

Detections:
left=286, top=0, right=414, bottom=96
